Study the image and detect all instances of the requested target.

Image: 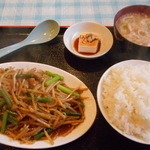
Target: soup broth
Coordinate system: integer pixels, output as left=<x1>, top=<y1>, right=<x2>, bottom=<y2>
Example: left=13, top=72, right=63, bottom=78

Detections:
left=116, top=13, right=150, bottom=47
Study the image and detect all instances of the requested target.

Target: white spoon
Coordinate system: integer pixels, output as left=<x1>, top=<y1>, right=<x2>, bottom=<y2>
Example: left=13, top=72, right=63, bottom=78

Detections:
left=0, top=20, right=60, bottom=58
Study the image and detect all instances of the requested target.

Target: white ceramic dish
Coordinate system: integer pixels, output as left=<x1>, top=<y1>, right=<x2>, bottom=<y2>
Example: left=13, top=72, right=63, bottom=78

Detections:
left=63, top=22, right=113, bottom=59
left=97, top=59, right=150, bottom=145
left=0, top=62, right=97, bottom=149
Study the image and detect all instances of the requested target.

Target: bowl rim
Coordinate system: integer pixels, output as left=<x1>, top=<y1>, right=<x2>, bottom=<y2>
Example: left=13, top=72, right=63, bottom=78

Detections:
left=114, top=4, right=150, bottom=24
left=63, top=21, right=113, bottom=59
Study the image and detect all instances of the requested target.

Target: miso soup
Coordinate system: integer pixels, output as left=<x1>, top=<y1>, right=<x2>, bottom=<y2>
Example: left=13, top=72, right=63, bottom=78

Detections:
left=116, top=13, right=150, bottom=47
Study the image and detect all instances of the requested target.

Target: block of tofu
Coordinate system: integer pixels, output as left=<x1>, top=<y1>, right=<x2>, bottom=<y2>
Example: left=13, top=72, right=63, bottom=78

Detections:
left=78, top=33, right=100, bottom=53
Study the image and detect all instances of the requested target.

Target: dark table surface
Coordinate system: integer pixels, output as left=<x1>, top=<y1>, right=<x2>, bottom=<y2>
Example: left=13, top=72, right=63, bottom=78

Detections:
left=0, top=27, right=150, bottom=150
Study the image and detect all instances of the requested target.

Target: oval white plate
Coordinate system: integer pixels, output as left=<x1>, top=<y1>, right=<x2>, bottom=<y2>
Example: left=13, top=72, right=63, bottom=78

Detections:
left=97, top=59, right=150, bottom=145
left=0, top=62, right=97, bottom=149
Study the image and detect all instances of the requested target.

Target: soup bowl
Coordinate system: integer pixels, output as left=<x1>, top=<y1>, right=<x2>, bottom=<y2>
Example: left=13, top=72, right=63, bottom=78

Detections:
left=114, top=5, right=150, bottom=47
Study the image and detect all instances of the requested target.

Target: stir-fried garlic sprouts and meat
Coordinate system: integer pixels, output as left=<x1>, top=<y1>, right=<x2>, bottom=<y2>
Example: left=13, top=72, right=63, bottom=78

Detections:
left=0, top=67, right=86, bottom=145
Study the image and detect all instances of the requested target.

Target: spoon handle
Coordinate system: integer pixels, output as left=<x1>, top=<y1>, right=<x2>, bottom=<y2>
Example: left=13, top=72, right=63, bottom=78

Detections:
left=0, top=41, right=26, bottom=58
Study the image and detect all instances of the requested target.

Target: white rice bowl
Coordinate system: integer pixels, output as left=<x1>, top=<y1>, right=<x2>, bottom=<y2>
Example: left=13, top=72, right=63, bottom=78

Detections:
left=97, top=60, right=150, bottom=144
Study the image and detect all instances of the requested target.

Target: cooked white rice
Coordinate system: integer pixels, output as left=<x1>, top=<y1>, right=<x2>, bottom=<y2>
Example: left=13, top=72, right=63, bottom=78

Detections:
left=101, top=63, right=150, bottom=142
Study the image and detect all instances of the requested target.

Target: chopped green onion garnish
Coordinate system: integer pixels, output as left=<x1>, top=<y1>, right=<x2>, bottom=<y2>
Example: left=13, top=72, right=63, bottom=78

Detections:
left=57, top=85, right=80, bottom=97
left=34, top=129, right=53, bottom=140
left=64, top=111, right=82, bottom=116
left=0, top=111, right=8, bottom=133
left=16, top=74, right=34, bottom=78
left=36, top=97, right=51, bottom=102
left=7, top=116, right=19, bottom=125
left=45, top=71, right=64, bottom=80
left=0, top=88, right=12, bottom=108
left=45, top=75, right=61, bottom=86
